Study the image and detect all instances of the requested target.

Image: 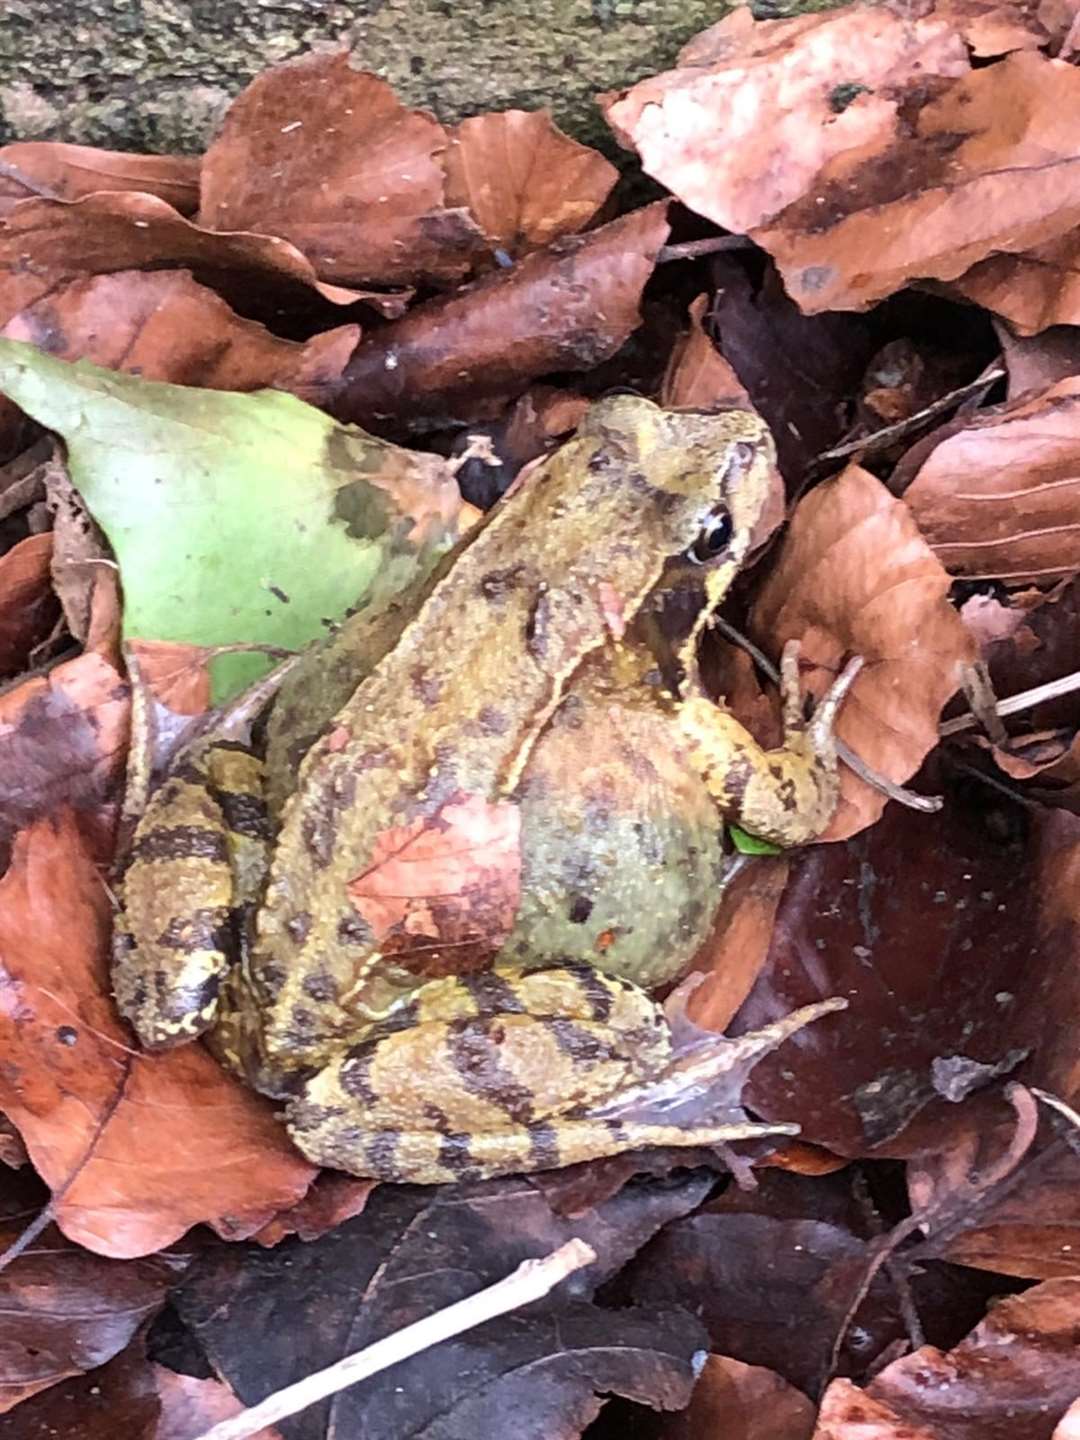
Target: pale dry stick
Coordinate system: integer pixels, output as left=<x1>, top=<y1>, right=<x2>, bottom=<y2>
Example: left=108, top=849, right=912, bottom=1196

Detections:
left=190, top=1238, right=598, bottom=1440
left=939, top=670, right=1080, bottom=737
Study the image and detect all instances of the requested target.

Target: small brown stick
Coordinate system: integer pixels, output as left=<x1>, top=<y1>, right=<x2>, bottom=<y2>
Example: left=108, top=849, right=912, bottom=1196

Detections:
left=190, top=1238, right=598, bottom=1440
left=658, top=235, right=755, bottom=263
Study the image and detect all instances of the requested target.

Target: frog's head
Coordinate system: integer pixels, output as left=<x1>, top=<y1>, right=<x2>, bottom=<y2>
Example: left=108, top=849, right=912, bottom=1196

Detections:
left=580, top=394, right=777, bottom=613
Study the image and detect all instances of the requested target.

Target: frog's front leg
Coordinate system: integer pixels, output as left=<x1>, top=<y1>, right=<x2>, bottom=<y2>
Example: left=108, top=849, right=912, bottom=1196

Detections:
left=283, top=965, right=817, bottom=1181
left=679, top=642, right=862, bottom=847
left=112, top=744, right=270, bottom=1048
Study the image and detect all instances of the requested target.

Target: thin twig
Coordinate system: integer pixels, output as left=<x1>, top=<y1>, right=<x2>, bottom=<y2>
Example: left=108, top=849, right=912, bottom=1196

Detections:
left=939, top=670, right=1080, bottom=736
left=658, top=235, right=755, bottom=263
left=191, top=1238, right=598, bottom=1440
left=815, top=364, right=1006, bottom=466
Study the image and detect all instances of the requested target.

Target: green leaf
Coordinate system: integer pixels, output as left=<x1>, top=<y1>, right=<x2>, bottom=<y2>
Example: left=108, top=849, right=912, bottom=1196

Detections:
left=728, top=824, right=782, bottom=856
left=0, top=340, right=468, bottom=698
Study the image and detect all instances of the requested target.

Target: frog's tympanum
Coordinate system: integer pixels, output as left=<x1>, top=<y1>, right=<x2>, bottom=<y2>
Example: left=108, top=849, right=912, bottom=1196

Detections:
left=113, top=397, right=856, bottom=1183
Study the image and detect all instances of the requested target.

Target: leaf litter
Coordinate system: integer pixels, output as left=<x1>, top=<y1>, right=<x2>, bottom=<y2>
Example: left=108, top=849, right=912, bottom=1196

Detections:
left=2, top=5, right=1080, bottom=1435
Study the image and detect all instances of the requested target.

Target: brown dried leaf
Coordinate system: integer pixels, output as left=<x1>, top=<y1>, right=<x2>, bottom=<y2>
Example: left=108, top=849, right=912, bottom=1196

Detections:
left=3, top=270, right=360, bottom=403
left=348, top=794, right=521, bottom=973
left=0, top=531, right=57, bottom=678
left=0, top=1223, right=179, bottom=1413
left=601, top=4, right=968, bottom=236
left=0, top=814, right=317, bottom=1258
left=659, top=1356, right=815, bottom=1440
left=175, top=1174, right=712, bottom=1440
left=0, top=192, right=375, bottom=334
left=685, top=854, right=791, bottom=1033
left=332, top=202, right=670, bottom=427
left=0, top=141, right=199, bottom=218
left=0, top=1340, right=160, bottom=1440
left=0, top=652, right=129, bottom=850
left=813, top=1379, right=938, bottom=1438
left=750, top=465, right=975, bottom=838
left=861, top=1280, right=1080, bottom=1440
left=661, top=294, right=751, bottom=411
left=735, top=785, right=1058, bottom=1159
left=200, top=51, right=483, bottom=287
left=999, top=322, right=1080, bottom=399
left=153, top=1367, right=283, bottom=1440
left=444, top=110, right=617, bottom=258
left=903, top=378, right=1080, bottom=584
left=757, top=52, right=1080, bottom=316
left=126, top=640, right=212, bottom=717
left=952, top=234, right=1080, bottom=335
left=251, top=1173, right=376, bottom=1247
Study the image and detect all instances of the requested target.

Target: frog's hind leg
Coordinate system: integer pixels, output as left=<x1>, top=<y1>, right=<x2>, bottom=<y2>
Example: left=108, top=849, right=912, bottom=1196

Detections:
left=112, top=744, right=270, bottom=1049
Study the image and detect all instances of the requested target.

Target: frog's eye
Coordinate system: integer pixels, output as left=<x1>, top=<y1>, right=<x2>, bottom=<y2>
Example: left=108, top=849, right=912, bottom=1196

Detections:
left=688, top=508, right=734, bottom=564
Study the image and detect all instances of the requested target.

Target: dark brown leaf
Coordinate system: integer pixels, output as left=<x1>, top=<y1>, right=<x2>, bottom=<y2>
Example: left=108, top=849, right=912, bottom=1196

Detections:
left=174, top=1172, right=714, bottom=1440
left=0, top=1224, right=180, bottom=1412
left=330, top=202, right=670, bottom=427
left=0, top=532, right=57, bottom=679
left=657, top=1355, right=815, bottom=1440
left=0, top=1336, right=160, bottom=1439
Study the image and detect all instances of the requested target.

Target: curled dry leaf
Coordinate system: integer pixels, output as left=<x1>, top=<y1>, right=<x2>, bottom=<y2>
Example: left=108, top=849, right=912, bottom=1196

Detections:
left=953, top=234, right=1080, bottom=336
left=749, top=464, right=975, bottom=838
left=2, top=270, right=360, bottom=404
left=0, top=192, right=377, bottom=334
left=153, top=1367, right=283, bottom=1440
left=661, top=294, right=752, bottom=411
left=757, top=51, right=1080, bottom=317
left=931, top=0, right=1061, bottom=56
left=998, top=322, right=1080, bottom=400
left=444, top=109, right=618, bottom=258
left=0, top=531, right=57, bottom=679
left=0, top=142, right=200, bottom=218
left=0, top=1223, right=180, bottom=1414
left=0, top=814, right=316, bottom=1259
left=903, top=378, right=1080, bottom=584
left=348, top=794, right=522, bottom=976
left=331, top=201, right=670, bottom=426
left=200, top=51, right=483, bottom=287
left=0, top=1340, right=161, bottom=1440
left=856, top=1280, right=1080, bottom=1440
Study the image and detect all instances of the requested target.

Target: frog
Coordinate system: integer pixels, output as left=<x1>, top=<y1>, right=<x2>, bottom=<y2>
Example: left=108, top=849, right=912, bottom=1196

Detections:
left=113, top=395, right=858, bottom=1184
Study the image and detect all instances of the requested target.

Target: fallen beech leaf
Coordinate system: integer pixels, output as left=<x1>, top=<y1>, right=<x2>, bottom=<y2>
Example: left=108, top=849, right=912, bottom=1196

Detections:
left=125, top=640, right=212, bottom=717
left=813, top=1378, right=937, bottom=1438
left=734, top=783, right=1061, bottom=1158
left=444, top=109, right=617, bottom=258
left=0, top=1340, right=160, bottom=1440
left=903, top=378, right=1080, bottom=584
left=757, top=52, right=1080, bottom=316
left=660, top=1355, right=815, bottom=1440
left=200, top=52, right=483, bottom=287
left=952, top=234, right=1080, bottom=335
left=0, top=531, right=56, bottom=678
left=174, top=1173, right=713, bottom=1439
left=0, top=1223, right=180, bottom=1413
left=349, top=793, right=522, bottom=975
left=685, top=854, right=791, bottom=1033
left=0, top=342, right=470, bottom=700
left=661, top=294, right=751, bottom=411
left=0, top=651, right=129, bottom=850
left=998, top=322, right=1080, bottom=399
left=601, top=4, right=968, bottom=237
left=251, top=1172, right=376, bottom=1247
left=153, top=1367, right=283, bottom=1440
left=0, top=192, right=382, bottom=334
left=750, top=464, right=975, bottom=837
left=331, top=202, right=670, bottom=426
left=2, top=270, right=360, bottom=405
left=0, top=814, right=316, bottom=1258
left=932, top=0, right=1057, bottom=55
left=0, top=141, right=199, bottom=218
left=863, top=1280, right=1080, bottom=1440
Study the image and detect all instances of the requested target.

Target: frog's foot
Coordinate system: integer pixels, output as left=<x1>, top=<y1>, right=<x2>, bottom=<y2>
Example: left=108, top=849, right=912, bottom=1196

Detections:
left=284, top=1110, right=803, bottom=1184
left=680, top=644, right=863, bottom=847
left=280, top=965, right=841, bottom=1182
left=112, top=744, right=270, bottom=1049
